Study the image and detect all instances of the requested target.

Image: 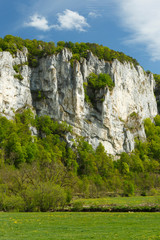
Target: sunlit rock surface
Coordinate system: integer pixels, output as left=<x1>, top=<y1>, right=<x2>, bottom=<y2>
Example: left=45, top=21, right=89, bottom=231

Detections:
left=0, top=48, right=157, bottom=154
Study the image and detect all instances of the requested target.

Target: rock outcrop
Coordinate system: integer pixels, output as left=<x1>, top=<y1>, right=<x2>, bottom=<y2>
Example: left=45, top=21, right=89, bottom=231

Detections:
left=0, top=48, right=157, bottom=154
left=0, top=49, right=32, bottom=118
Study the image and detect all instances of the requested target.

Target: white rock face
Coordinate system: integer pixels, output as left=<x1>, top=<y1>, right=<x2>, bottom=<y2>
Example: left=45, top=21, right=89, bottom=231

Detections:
left=0, top=49, right=157, bottom=154
left=0, top=49, right=32, bottom=118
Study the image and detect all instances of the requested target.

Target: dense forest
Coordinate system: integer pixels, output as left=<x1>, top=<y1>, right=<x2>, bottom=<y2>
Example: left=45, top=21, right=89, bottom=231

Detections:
left=0, top=109, right=160, bottom=211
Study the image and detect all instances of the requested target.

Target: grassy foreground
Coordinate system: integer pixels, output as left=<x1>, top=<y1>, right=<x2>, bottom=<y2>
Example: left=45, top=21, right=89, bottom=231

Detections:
left=71, top=196, right=160, bottom=211
left=0, top=212, right=160, bottom=240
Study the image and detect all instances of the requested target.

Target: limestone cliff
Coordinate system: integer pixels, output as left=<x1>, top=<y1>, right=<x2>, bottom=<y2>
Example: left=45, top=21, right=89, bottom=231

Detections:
left=0, top=49, right=32, bottom=118
left=0, top=48, right=157, bottom=154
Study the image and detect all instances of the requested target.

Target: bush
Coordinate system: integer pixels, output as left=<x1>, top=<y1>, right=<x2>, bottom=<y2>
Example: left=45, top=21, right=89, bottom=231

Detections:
left=24, top=183, right=67, bottom=212
left=87, top=73, right=114, bottom=90
left=14, top=74, right=23, bottom=80
left=123, top=181, right=135, bottom=197
left=3, top=194, right=25, bottom=212
left=154, top=74, right=160, bottom=86
left=154, top=115, right=160, bottom=126
left=13, top=64, right=19, bottom=73
left=84, top=73, right=114, bottom=105
left=130, top=112, right=138, bottom=118
left=72, top=201, right=83, bottom=211
left=31, top=58, right=38, bottom=67
left=70, top=53, right=81, bottom=67
left=83, top=83, right=92, bottom=104
left=149, top=188, right=158, bottom=196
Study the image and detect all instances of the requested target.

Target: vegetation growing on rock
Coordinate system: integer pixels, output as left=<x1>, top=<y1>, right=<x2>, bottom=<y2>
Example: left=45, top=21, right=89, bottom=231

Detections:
left=13, top=64, right=24, bottom=80
left=154, top=74, right=160, bottom=86
left=64, top=41, right=139, bottom=67
left=153, top=74, right=160, bottom=113
left=83, top=72, right=114, bottom=105
left=14, top=74, right=23, bottom=80
left=0, top=35, right=139, bottom=68
left=87, top=72, right=114, bottom=90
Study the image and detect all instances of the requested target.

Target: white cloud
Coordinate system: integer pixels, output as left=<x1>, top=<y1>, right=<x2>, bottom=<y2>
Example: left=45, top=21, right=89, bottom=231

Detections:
left=115, top=0, right=160, bottom=61
left=25, top=14, right=52, bottom=31
left=25, top=9, right=89, bottom=32
left=54, top=9, right=90, bottom=31
left=88, top=11, right=101, bottom=18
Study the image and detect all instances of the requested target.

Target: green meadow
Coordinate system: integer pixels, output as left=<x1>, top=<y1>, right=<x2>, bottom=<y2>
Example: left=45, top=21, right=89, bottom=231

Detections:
left=0, top=212, right=160, bottom=240
left=72, top=195, right=160, bottom=208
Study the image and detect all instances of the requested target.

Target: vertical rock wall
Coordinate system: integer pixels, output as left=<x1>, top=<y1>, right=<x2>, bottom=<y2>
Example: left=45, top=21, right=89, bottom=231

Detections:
left=0, top=49, right=32, bottom=118
left=0, top=48, right=157, bottom=154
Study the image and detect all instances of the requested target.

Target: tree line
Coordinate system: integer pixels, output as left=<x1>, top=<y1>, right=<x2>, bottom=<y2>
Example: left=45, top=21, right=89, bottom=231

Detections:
left=0, top=35, right=139, bottom=67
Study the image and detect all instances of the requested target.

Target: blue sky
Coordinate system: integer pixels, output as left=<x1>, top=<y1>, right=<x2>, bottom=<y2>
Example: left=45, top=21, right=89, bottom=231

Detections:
left=1, top=0, right=160, bottom=74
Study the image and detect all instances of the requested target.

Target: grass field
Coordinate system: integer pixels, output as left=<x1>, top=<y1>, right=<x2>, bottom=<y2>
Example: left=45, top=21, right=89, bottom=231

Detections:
left=72, top=195, right=160, bottom=207
left=71, top=196, right=160, bottom=212
left=0, top=212, right=160, bottom=240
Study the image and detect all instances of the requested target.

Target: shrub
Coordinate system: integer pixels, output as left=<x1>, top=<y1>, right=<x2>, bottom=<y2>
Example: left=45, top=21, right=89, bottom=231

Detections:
left=14, top=74, right=23, bottom=80
left=72, top=201, right=83, bottom=211
left=154, top=74, right=160, bottom=86
left=123, top=181, right=135, bottom=197
left=87, top=73, right=114, bottom=90
left=31, top=58, right=38, bottom=67
left=130, top=112, right=138, bottom=118
left=57, top=41, right=65, bottom=47
left=24, top=183, right=67, bottom=212
left=154, top=115, right=160, bottom=126
left=13, top=64, right=19, bottom=73
left=84, top=73, right=114, bottom=105
left=83, top=83, right=92, bottom=104
left=3, top=194, right=25, bottom=212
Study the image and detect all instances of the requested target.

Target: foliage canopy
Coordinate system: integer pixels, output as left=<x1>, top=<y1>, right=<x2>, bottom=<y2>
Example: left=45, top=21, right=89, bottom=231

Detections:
left=0, top=35, right=139, bottom=68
